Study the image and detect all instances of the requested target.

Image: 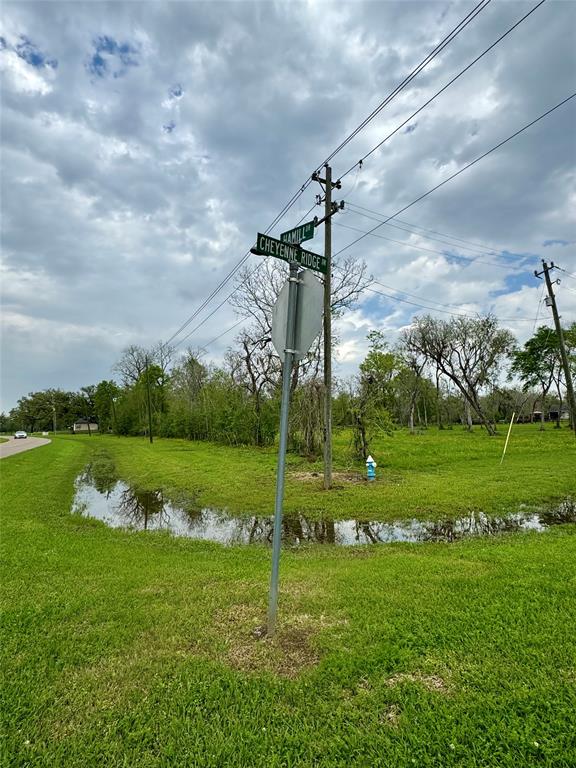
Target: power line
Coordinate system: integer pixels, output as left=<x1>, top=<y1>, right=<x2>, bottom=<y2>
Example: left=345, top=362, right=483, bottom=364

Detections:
left=164, top=200, right=317, bottom=349
left=173, top=289, right=237, bottom=349
left=163, top=0, right=561, bottom=351
left=372, top=279, right=482, bottom=311
left=557, top=266, right=576, bottom=281
left=337, top=0, right=548, bottom=182
left=532, top=282, right=546, bottom=333
left=164, top=252, right=251, bottom=346
left=172, top=203, right=319, bottom=349
left=366, top=284, right=480, bottom=318
left=335, top=92, right=576, bottom=259
left=345, top=201, right=518, bottom=258
left=163, top=3, right=494, bottom=349
left=334, top=218, right=518, bottom=271
left=366, top=284, right=533, bottom=322
left=202, top=318, right=246, bottom=350
left=316, top=0, right=492, bottom=172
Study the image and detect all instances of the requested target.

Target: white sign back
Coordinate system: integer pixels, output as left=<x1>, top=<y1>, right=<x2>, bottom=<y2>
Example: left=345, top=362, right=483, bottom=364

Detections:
left=271, top=269, right=323, bottom=360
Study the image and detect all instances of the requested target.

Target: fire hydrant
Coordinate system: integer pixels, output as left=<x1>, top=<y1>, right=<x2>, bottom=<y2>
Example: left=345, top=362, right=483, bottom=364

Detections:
left=366, top=454, right=377, bottom=481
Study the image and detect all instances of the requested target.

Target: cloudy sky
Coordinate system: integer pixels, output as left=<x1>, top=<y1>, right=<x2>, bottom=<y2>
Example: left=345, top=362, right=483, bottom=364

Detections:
left=1, top=0, right=575, bottom=412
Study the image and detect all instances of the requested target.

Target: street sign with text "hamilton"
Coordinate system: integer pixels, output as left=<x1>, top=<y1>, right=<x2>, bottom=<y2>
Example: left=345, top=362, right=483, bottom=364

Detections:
left=251, top=233, right=327, bottom=275
left=280, top=220, right=315, bottom=245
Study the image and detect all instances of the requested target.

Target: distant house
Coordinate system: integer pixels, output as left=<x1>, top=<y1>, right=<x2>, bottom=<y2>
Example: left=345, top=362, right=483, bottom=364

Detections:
left=73, top=419, right=98, bottom=433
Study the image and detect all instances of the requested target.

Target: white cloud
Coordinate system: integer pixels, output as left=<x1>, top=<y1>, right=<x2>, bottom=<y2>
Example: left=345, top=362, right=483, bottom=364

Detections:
left=0, top=48, right=53, bottom=94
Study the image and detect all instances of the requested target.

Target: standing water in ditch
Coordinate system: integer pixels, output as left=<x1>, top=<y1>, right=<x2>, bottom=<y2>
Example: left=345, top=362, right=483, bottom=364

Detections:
left=71, top=462, right=576, bottom=546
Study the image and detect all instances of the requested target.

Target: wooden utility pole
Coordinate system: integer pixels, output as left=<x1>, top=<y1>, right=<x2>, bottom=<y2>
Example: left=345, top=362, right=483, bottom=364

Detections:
left=322, top=164, right=333, bottom=490
left=312, top=164, right=342, bottom=489
left=536, top=260, right=576, bottom=435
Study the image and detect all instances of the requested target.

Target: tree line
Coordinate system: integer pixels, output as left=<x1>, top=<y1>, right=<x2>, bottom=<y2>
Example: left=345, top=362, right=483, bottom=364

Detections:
left=3, top=313, right=574, bottom=459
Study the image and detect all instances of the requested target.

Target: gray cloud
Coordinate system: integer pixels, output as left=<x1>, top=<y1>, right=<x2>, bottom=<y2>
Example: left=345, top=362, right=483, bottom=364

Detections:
left=1, top=0, right=575, bottom=411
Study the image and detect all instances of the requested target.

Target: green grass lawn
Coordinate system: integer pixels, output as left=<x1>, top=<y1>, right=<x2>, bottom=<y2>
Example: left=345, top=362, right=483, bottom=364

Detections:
left=1, top=437, right=575, bottom=766
left=63, top=423, right=575, bottom=520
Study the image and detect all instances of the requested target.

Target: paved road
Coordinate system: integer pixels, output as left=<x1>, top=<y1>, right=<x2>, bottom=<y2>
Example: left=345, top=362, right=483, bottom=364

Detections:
left=0, top=436, right=51, bottom=459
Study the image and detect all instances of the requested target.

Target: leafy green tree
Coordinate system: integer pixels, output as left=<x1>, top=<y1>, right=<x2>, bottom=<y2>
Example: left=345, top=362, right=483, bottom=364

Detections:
left=346, top=333, right=399, bottom=460
left=0, top=412, right=16, bottom=433
left=403, top=315, right=516, bottom=435
left=10, top=389, right=85, bottom=432
left=359, top=331, right=402, bottom=411
left=94, top=380, right=121, bottom=433
left=510, top=326, right=564, bottom=429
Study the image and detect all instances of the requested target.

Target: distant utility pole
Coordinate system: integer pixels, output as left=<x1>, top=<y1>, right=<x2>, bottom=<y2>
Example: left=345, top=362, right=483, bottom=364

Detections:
left=312, top=164, right=343, bottom=489
left=535, top=260, right=576, bottom=436
left=145, top=356, right=154, bottom=444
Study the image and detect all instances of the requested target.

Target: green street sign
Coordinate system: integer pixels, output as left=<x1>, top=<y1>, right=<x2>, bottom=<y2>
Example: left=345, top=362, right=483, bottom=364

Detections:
left=251, top=233, right=327, bottom=275
left=280, top=220, right=315, bottom=245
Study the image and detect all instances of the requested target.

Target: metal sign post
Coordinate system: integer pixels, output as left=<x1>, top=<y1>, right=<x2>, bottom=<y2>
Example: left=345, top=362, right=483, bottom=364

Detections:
left=251, top=226, right=324, bottom=637
left=267, top=261, right=300, bottom=638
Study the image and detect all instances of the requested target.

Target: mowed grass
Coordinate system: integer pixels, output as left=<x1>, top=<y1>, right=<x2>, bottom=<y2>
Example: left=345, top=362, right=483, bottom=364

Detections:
left=62, top=423, right=576, bottom=519
left=1, top=437, right=576, bottom=767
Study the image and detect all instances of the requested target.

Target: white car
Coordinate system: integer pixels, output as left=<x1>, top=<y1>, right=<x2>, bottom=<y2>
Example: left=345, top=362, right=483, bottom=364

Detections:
left=14, top=431, right=27, bottom=439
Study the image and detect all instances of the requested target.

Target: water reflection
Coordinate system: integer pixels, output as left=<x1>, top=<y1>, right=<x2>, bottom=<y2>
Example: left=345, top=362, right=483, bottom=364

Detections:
left=538, top=498, right=576, bottom=526
left=71, top=469, right=574, bottom=547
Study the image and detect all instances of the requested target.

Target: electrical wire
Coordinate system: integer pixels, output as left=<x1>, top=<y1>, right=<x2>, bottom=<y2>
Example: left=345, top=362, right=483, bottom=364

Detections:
left=337, top=0, right=548, bottom=182
left=334, top=218, right=519, bottom=271
left=334, top=92, right=576, bottom=259
left=202, top=319, right=246, bottom=350
left=372, top=279, right=483, bottom=311
left=315, top=0, right=492, bottom=173
left=366, top=285, right=533, bottom=322
left=345, top=202, right=510, bottom=257
left=532, top=282, right=546, bottom=333
left=163, top=252, right=251, bottom=346
left=164, top=200, right=319, bottom=349
left=366, top=284, right=484, bottom=318
left=163, top=2, right=494, bottom=349
left=163, top=0, right=560, bottom=351
left=557, top=266, right=576, bottom=281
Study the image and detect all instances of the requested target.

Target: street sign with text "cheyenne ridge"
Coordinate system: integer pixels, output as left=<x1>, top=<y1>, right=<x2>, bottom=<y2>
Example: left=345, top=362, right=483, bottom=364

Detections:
left=251, top=233, right=327, bottom=275
left=280, top=220, right=315, bottom=245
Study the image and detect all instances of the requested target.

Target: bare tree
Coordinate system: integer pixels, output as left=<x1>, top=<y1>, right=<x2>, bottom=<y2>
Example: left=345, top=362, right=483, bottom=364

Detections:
left=113, top=342, right=175, bottom=387
left=113, top=345, right=148, bottom=386
left=396, top=348, right=427, bottom=433
left=403, top=315, right=516, bottom=436
left=170, top=349, right=207, bottom=408
left=226, top=330, right=279, bottom=446
left=230, top=255, right=372, bottom=380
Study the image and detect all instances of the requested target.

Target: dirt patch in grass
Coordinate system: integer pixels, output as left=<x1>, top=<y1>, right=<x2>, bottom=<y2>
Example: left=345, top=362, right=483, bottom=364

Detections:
left=214, top=604, right=329, bottom=678
left=386, top=672, right=449, bottom=693
left=381, top=704, right=401, bottom=727
left=291, top=471, right=365, bottom=484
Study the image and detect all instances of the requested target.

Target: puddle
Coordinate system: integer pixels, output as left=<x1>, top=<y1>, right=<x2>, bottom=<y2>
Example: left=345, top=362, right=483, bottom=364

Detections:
left=71, top=466, right=575, bottom=546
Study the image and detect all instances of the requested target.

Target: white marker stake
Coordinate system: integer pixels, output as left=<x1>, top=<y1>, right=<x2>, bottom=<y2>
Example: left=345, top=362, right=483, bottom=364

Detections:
left=500, top=412, right=516, bottom=465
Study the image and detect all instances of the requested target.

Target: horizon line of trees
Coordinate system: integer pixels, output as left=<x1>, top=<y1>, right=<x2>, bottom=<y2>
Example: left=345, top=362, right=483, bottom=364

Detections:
left=3, top=315, right=574, bottom=460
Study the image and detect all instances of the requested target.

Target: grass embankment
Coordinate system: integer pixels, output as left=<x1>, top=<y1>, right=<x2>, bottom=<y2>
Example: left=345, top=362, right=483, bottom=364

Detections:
left=1, top=438, right=576, bottom=767
left=68, top=424, right=575, bottom=519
